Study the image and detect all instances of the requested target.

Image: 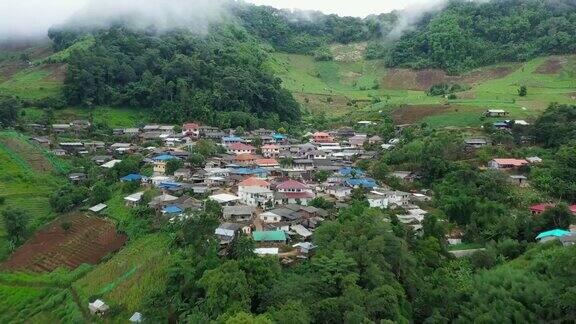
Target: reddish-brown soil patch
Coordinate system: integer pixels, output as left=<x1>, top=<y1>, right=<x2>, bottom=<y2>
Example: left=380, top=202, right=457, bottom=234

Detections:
left=391, top=104, right=451, bottom=124
left=536, top=57, right=566, bottom=74
left=0, top=137, right=54, bottom=172
left=1, top=214, right=127, bottom=272
left=383, top=65, right=517, bottom=91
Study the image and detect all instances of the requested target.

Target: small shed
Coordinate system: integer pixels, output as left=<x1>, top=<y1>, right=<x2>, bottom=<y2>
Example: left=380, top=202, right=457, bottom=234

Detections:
left=129, top=312, right=143, bottom=322
left=88, top=299, right=109, bottom=315
left=88, top=203, right=107, bottom=213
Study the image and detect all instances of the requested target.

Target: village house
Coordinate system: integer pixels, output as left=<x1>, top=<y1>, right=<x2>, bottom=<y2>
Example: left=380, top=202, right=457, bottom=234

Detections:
left=234, top=153, right=256, bottom=165
left=30, top=136, right=51, bottom=148
left=368, top=135, right=382, bottom=145
left=215, top=222, right=243, bottom=245
left=526, top=156, right=543, bottom=164
left=262, top=144, right=281, bottom=157
left=275, top=179, right=315, bottom=206
left=484, top=109, right=509, bottom=117
left=367, top=193, right=389, bottom=209
left=509, top=175, right=529, bottom=187
left=124, top=192, right=144, bottom=207
left=222, top=205, right=256, bottom=221
left=101, top=159, right=122, bottom=169
left=52, top=123, right=71, bottom=133
left=174, top=168, right=192, bottom=180
left=311, top=132, right=335, bottom=144
left=379, top=190, right=410, bottom=207
left=488, top=158, right=528, bottom=170
left=325, top=185, right=352, bottom=201
left=123, top=128, right=140, bottom=137
left=255, top=158, right=279, bottom=168
left=222, top=135, right=244, bottom=145
left=530, top=203, right=576, bottom=215
left=110, top=143, right=132, bottom=153
left=227, top=142, right=255, bottom=155
left=464, top=138, right=489, bottom=149
left=252, top=230, right=287, bottom=244
left=348, top=134, right=367, bottom=148
left=237, top=178, right=274, bottom=207
left=92, top=155, right=113, bottom=165
left=209, top=193, right=240, bottom=205
left=182, top=122, right=200, bottom=138
left=152, top=154, right=177, bottom=174
left=68, top=172, right=87, bottom=184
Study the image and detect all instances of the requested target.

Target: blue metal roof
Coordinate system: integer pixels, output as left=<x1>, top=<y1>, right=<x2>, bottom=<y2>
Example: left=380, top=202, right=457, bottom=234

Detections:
left=345, top=178, right=377, bottom=188
left=536, top=229, right=571, bottom=240
left=339, top=167, right=365, bottom=177
left=273, top=133, right=287, bottom=140
left=231, top=167, right=268, bottom=175
left=222, top=135, right=243, bottom=142
left=158, top=182, right=183, bottom=189
left=120, top=173, right=142, bottom=182
left=163, top=205, right=183, bottom=214
left=153, top=154, right=176, bottom=161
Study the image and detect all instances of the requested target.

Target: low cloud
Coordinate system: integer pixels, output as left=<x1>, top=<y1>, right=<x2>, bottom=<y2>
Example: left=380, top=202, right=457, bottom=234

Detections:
left=386, top=0, right=449, bottom=41
left=0, top=0, right=229, bottom=41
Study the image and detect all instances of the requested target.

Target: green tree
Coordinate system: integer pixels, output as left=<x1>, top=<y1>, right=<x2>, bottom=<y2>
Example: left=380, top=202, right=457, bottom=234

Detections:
left=2, top=208, right=30, bottom=246
left=198, top=261, right=253, bottom=318
left=91, top=181, right=111, bottom=204
left=165, top=159, right=183, bottom=175
left=518, top=85, right=527, bottom=97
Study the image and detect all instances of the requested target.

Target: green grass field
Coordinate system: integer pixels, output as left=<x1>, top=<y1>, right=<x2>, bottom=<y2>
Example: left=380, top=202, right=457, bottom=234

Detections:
left=72, top=233, right=171, bottom=319
left=0, top=68, right=61, bottom=99
left=269, top=50, right=576, bottom=127
left=0, top=133, right=66, bottom=260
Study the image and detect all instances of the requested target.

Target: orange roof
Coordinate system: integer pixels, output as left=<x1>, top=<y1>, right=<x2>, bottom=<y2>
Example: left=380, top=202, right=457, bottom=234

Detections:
left=255, top=158, right=279, bottom=166
left=235, top=153, right=256, bottom=161
left=239, top=177, right=270, bottom=187
left=313, top=132, right=330, bottom=137
left=493, top=158, right=528, bottom=166
left=183, top=122, right=199, bottom=129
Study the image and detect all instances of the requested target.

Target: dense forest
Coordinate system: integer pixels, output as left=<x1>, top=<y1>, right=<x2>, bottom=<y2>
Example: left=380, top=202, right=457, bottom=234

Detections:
left=387, top=0, right=576, bottom=73
left=50, top=25, right=300, bottom=130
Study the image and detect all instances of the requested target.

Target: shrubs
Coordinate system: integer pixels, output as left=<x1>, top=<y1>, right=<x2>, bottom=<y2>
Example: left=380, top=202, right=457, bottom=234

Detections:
left=427, top=83, right=468, bottom=96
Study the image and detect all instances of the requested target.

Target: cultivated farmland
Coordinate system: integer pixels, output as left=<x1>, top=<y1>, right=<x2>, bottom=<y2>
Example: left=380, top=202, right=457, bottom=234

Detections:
left=1, top=213, right=127, bottom=272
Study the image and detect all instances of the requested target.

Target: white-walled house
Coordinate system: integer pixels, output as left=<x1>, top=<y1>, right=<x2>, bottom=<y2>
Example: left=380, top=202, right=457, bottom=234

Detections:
left=367, top=193, right=389, bottom=209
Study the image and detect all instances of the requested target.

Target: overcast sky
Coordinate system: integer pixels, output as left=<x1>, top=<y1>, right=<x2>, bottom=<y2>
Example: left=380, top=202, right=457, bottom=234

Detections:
left=0, top=0, right=438, bottom=40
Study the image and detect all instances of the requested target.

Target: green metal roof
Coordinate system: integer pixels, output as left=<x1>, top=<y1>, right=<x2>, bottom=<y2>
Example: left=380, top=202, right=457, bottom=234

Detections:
left=252, top=230, right=286, bottom=242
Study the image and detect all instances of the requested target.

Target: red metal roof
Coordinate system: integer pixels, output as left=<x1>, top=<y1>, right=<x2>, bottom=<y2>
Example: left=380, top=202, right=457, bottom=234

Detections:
left=277, top=179, right=308, bottom=190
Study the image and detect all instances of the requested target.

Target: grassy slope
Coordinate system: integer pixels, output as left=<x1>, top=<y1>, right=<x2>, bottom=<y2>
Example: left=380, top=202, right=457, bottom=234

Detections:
left=0, top=133, right=66, bottom=260
left=269, top=50, right=576, bottom=127
left=72, top=233, right=171, bottom=319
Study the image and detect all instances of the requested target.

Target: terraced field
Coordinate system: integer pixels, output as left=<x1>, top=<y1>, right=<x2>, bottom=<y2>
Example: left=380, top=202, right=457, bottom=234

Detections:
left=1, top=214, right=127, bottom=272
left=0, top=133, right=66, bottom=260
left=73, top=234, right=171, bottom=318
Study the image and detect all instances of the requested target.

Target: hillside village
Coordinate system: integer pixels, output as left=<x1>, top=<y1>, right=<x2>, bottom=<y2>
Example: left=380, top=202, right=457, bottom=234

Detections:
left=19, top=108, right=576, bottom=262
left=3, top=0, right=576, bottom=322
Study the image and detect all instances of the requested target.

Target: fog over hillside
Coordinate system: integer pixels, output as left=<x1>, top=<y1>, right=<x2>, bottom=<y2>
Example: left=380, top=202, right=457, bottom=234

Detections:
left=0, top=0, right=450, bottom=41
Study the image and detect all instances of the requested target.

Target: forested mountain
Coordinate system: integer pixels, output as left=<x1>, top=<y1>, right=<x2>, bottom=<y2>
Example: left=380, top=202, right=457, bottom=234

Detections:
left=53, top=25, right=300, bottom=129
left=387, top=0, right=576, bottom=73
